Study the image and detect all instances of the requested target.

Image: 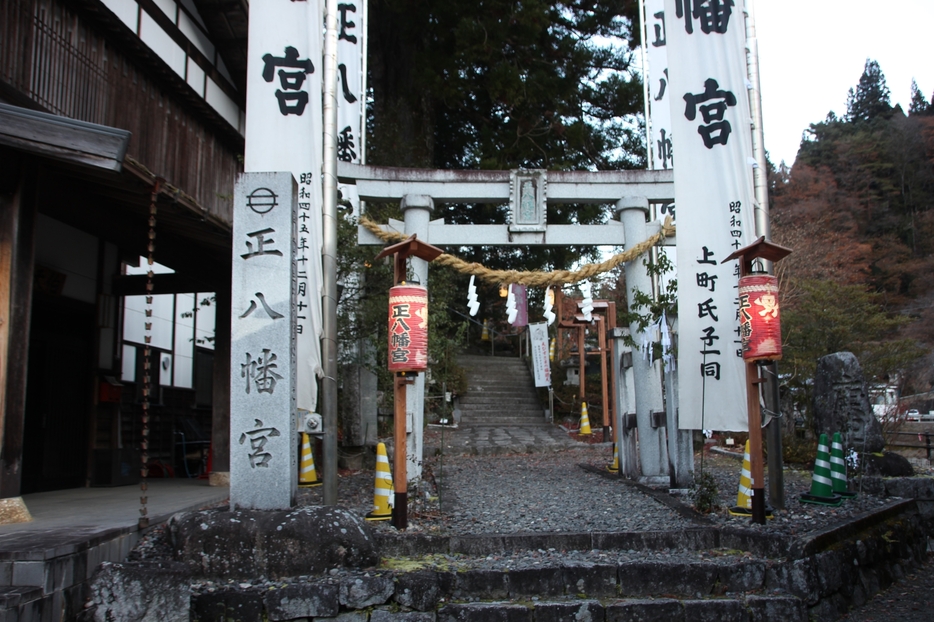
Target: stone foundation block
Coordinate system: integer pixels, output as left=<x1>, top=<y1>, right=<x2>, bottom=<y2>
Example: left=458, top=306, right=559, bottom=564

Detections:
left=437, top=602, right=533, bottom=622
left=533, top=600, right=604, bottom=622
left=339, top=574, right=394, bottom=608
left=605, top=598, right=683, bottom=622
left=394, top=571, right=442, bottom=611
left=681, top=599, right=746, bottom=622
left=263, top=581, right=340, bottom=620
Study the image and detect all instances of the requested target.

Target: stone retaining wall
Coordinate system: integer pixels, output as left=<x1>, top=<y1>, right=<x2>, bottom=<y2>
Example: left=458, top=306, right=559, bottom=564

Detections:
left=0, top=527, right=138, bottom=622
left=84, top=499, right=929, bottom=622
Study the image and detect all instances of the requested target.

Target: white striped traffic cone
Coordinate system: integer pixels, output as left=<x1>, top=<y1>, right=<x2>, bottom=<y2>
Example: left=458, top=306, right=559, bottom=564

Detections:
left=298, top=433, right=321, bottom=488
left=366, top=442, right=395, bottom=521
left=729, top=441, right=753, bottom=516
left=800, top=433, right=843, bottom=506
left=727, top=440, right=774, bottom=519
left=579, top=402, right=592, bottom=436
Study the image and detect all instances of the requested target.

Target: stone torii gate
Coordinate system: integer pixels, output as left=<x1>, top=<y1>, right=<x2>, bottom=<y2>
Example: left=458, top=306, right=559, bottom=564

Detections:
left=340, top=163, right=692, bottom=487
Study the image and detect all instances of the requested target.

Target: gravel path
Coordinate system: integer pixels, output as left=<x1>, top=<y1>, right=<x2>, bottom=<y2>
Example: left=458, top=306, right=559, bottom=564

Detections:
left=294, top=440, right=909, bottom=540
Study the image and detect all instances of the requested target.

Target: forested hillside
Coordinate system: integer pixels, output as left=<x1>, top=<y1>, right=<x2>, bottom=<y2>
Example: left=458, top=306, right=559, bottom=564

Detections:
left=770, top=60, right=934, bottom=410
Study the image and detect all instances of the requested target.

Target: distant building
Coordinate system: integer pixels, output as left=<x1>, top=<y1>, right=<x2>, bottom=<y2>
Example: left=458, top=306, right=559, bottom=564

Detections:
left=869, top=384, right=899, bottom=422
left=0, top=0, right=250, bottom=497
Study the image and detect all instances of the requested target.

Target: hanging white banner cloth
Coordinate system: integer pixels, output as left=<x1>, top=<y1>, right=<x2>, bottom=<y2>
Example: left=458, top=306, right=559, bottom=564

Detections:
left=336, top=0, right=367, bottom=211
left=644, top=0, right=674, bottom=172
left=244, top=0, right=325, bottom=413
left=666, top=0, right=756, bottom=431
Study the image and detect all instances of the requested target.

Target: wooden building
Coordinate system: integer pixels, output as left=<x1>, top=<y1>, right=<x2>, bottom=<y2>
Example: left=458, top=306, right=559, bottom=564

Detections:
left=0, top=0, right=250, bottom=504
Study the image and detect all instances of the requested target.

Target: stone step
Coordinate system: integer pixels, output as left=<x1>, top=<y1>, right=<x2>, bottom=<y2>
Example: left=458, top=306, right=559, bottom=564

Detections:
left=458, top=399, right=542, bottom=408
left=459, top=410, right=545, bottom=418
left=179, top=566, right=806, bottom=622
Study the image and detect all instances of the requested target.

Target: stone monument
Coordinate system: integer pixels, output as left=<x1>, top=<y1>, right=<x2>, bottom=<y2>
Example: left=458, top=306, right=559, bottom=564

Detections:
left=812, top=351, right=885, bottom=453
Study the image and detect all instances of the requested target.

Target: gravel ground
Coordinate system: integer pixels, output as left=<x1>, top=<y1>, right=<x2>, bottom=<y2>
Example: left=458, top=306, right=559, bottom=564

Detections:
left=291, top=439, right=915, bottom=539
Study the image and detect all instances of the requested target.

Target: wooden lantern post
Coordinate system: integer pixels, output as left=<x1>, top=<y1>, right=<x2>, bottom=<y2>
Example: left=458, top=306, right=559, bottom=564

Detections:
left=374, top=235, right=443, bottom=530
left=724, top=237, right=792, bottom=525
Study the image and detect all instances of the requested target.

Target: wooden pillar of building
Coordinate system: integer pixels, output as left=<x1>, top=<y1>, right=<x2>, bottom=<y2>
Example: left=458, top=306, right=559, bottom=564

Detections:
left=0, top=163, right=37, bottom=511
left=210, top=285, right=231, bottom=486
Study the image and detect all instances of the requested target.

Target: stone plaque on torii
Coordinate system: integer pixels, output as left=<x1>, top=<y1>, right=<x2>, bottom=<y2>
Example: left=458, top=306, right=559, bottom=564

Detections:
left=340, top=163, right=691, bottom=487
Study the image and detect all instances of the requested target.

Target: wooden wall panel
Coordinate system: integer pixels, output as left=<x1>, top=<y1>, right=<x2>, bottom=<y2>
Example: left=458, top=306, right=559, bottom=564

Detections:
left=0, top=0, right=239, bottom=226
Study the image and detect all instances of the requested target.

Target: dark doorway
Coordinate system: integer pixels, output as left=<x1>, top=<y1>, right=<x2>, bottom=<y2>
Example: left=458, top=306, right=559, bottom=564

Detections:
left=21, top=291, right=94, bottom=493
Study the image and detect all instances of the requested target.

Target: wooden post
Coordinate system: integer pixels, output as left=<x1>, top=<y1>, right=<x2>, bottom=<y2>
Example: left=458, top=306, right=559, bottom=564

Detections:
left=392, top=372, right=408, bottom=529
left=373, top=235, right=443, bottom=530
left=577, top=325, right=585, bottom=412
left=598, top=316, right=609, bottom=441
left=746, top=361, right=766, bottom=524
left=391, top=252, right=408, bottom=529
left=724, top=237, right=792, bottom=526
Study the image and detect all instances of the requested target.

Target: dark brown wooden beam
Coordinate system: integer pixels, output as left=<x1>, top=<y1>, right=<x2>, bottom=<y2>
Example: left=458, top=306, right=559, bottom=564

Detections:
left=0, top=164, right=38, bottom=498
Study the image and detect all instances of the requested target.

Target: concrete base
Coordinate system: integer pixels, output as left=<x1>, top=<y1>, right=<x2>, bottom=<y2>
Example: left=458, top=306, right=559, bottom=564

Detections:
left=0, top=497, right=32, bottom=525
left=638, top=475, right=670, bottom=489
left=209, top=471, right=230, bottom=487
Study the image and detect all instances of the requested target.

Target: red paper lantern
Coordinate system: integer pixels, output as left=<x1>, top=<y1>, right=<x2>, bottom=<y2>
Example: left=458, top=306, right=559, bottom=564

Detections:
left=738, top=274, right=782, bottom=361
left=388, top=283, right=429, bottom=373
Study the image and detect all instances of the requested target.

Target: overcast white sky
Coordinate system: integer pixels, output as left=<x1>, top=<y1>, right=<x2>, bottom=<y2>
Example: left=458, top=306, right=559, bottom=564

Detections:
left=755, top=0, right=934, bottom=166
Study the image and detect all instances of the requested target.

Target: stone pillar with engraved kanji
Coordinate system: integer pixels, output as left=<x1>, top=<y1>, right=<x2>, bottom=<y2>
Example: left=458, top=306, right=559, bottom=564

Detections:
left=230, top=172, right=298, bottom=510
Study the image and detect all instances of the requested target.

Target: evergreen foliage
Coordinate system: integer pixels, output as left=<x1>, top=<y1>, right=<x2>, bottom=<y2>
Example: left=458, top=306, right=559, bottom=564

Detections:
left=845, top=59, right=893, bottom=123
left=909, top=79, right=929, bottom=115
left=774, top=59, right=934, bottom=418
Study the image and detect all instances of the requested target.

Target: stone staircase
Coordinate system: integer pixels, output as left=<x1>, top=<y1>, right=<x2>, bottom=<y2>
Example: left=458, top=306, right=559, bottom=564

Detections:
left=457, top=355, right=547, bottom=428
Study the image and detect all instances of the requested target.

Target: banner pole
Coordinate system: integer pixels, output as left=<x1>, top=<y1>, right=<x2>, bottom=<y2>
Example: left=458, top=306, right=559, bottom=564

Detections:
left=321, top=0, right=340, bottom=506
left=744, top=0, right=784, bottom=510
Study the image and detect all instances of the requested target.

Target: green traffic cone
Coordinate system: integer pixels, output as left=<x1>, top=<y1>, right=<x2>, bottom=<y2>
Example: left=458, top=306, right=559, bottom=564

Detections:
left=830, top=432, right=857, bottom=499
left=800, top=433, right=843, bottom=507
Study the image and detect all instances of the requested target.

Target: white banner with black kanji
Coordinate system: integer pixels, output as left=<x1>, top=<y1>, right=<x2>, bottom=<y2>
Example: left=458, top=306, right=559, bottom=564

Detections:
left=644, top=0, right=673, bottom=172
left=666, top=0, right=756, bottom=431
left=244, top=0, right=324, bottom=413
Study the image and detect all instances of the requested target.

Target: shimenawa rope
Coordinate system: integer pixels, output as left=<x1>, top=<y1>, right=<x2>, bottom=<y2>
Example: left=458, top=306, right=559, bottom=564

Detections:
left=359, top=215, right=675, bottom=287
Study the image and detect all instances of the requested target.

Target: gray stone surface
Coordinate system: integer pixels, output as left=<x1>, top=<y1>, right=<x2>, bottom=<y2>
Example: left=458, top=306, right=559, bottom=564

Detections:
left=169, top=506, right=378, bottom=578
left=85, top=561, right=189, bottom=622
left=812, top=352, right=884, bottom=453
left=230, top=171, right=298, bottom=510
left=339, top=574, right=394, bottom=608
left=533, top=601, right=604, bottom=622
left=605, top=598, right=684, bottom=622
left=371, top=611, right=436, bottom=622
left=681, top=599, right=746, bottom=622
left=437, top=602, right=533, bottom=622
left=618, top=561, right=718, bottom=597
left=746, top=595, right=806, bottom=622
left=190, top=590, right=264, bottom=622
left=394, top=571, right=442, bottom=611
left=263, top=581, right=340, bottom=620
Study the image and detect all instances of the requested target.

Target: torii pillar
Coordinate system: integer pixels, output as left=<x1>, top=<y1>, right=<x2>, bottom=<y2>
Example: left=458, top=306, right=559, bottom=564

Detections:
left=617, top=196, right=668, bottom=484
left=401, top=195, right=433, bottom=482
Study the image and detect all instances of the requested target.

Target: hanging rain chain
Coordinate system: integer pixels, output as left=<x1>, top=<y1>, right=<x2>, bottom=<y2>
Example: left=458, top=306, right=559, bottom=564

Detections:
left=140, top=178, right=163, bottom=530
